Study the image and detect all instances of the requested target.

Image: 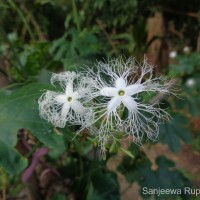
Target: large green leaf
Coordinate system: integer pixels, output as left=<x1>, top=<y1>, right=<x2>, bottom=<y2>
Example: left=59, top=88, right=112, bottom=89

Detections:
left=118, top=146, right=191, bottom=200
left=138, top=156, right=191, bottom=200
left=90, top=169, right=120, bottom=200
left=49, top=28, right=100, bottom=61
left=169, top=53, right=200, bottom=76
left=0, top=83, right=66, bottom=156
left=159, top=115, right=192, bottom=152
left=0, top=140, right=28, bottom=175
left=85, top=166, right=120, bottom=200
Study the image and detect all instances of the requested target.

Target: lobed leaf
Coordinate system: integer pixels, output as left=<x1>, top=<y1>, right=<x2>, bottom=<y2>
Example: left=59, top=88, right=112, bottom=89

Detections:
left=0, top=83, right=66, bottom=155
left=0, top=140, right=28, bottom=175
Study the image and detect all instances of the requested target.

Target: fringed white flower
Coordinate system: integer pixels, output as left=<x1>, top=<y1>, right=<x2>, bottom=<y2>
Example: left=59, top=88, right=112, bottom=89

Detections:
left=38, top=71, right=94, bottom=128
left=87, top=57, right=172, bottom=152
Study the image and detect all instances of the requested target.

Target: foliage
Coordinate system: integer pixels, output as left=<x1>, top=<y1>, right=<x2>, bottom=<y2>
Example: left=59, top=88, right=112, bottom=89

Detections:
left=0, top=83, right=66, bottom=156
left=0, top=0, right=200, bottom=199
left=0, top=140, right=27, bottom=175
left=159, top=114, right=192, bottom=152
left=118, top=145, right=191, bottom=200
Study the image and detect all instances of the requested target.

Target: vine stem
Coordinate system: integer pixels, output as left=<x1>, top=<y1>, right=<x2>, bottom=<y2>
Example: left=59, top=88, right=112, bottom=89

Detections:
left=7, top=0, right=35, bottom=41
left=71, top=0, right=81, bottom=31
left=0, top=26, right=23, bottom=75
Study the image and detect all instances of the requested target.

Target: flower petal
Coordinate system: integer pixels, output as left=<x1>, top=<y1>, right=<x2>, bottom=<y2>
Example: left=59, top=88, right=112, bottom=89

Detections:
left=55, top=94, right=66, bottom=103
left=72, top=91, right=80, bottom=100
left=65, top=81, right=73, bottom=95
left=125, top=84, right=144, bottom=96
left=61, top=103, right=70, bottom=118
left=71, top=100, right=85, bottom=114
left=100, top=87, right=118, bottom=97
left=107, top=96, right=121, bottom=112
left=122, top=96, right=137, bottom=111
left=115, top=77, right=126, bottom=89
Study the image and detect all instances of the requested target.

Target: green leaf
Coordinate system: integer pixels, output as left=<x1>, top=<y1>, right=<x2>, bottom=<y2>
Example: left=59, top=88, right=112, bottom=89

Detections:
left=0, top=140, right=28, bottom=175
left=159, top=115, right=191, bottom=152
left=187, top=99, right=199, bottom=117
left=192, top=134, right=200, bottom=152
left=36, top=68, right=52, bottom=84
left=62, top=54, right=97, bottom=71
left=118, top=154, right=191, bottom=200
left=86, top=182, right=94, bottom=200
left=118, top=144, right=151, bottom=183
left=169, top=53, right=200, bottom=76
left=91, top=170, right=120, bottom=200
left=160, top=122, right=181, bottom=152
left=0, top=83, right=66, bottom=156
left=50, top=194, right=67, bottom=200
left=139, top=156, right=191, bottom=199
left=49, top=29, right=100, bottom=61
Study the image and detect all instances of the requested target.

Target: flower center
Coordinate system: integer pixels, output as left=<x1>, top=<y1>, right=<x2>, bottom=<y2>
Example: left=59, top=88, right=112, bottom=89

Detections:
left=67, top=96, right=72, bottom=102
left=118, top=90, right=125, bottom=96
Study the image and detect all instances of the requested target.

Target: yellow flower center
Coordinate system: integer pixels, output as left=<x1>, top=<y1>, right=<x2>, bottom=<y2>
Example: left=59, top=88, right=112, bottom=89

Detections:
left=67, top=96, right=72, bottom=102
left=118, top=90, right=125, bottom=96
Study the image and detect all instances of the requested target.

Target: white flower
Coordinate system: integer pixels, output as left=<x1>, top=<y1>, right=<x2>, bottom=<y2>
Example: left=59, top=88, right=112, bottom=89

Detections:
left=87, top=57, right=171, bottom=151
left=38, top=71, right=93, bottom=128
left=169, top=51, right=177, bottom=58
left=183, top=46, right=190, bottom=53
left=186, top=78, right=195, bottom=87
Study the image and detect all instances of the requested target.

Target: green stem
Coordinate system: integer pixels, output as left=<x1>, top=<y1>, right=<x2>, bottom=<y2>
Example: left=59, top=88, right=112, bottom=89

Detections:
left=71, top=0, right=80, bottom=31
left=93, top=143, right=98, bottom=161
left=79, top=153, right=83, bottom=181
left=118, top=103, right=125, bottom=119
left=7, top=0, right=35, bottom=41
left=74, top=139, right=83, bottom=184
left=0, top=27, right=24, bottom=76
